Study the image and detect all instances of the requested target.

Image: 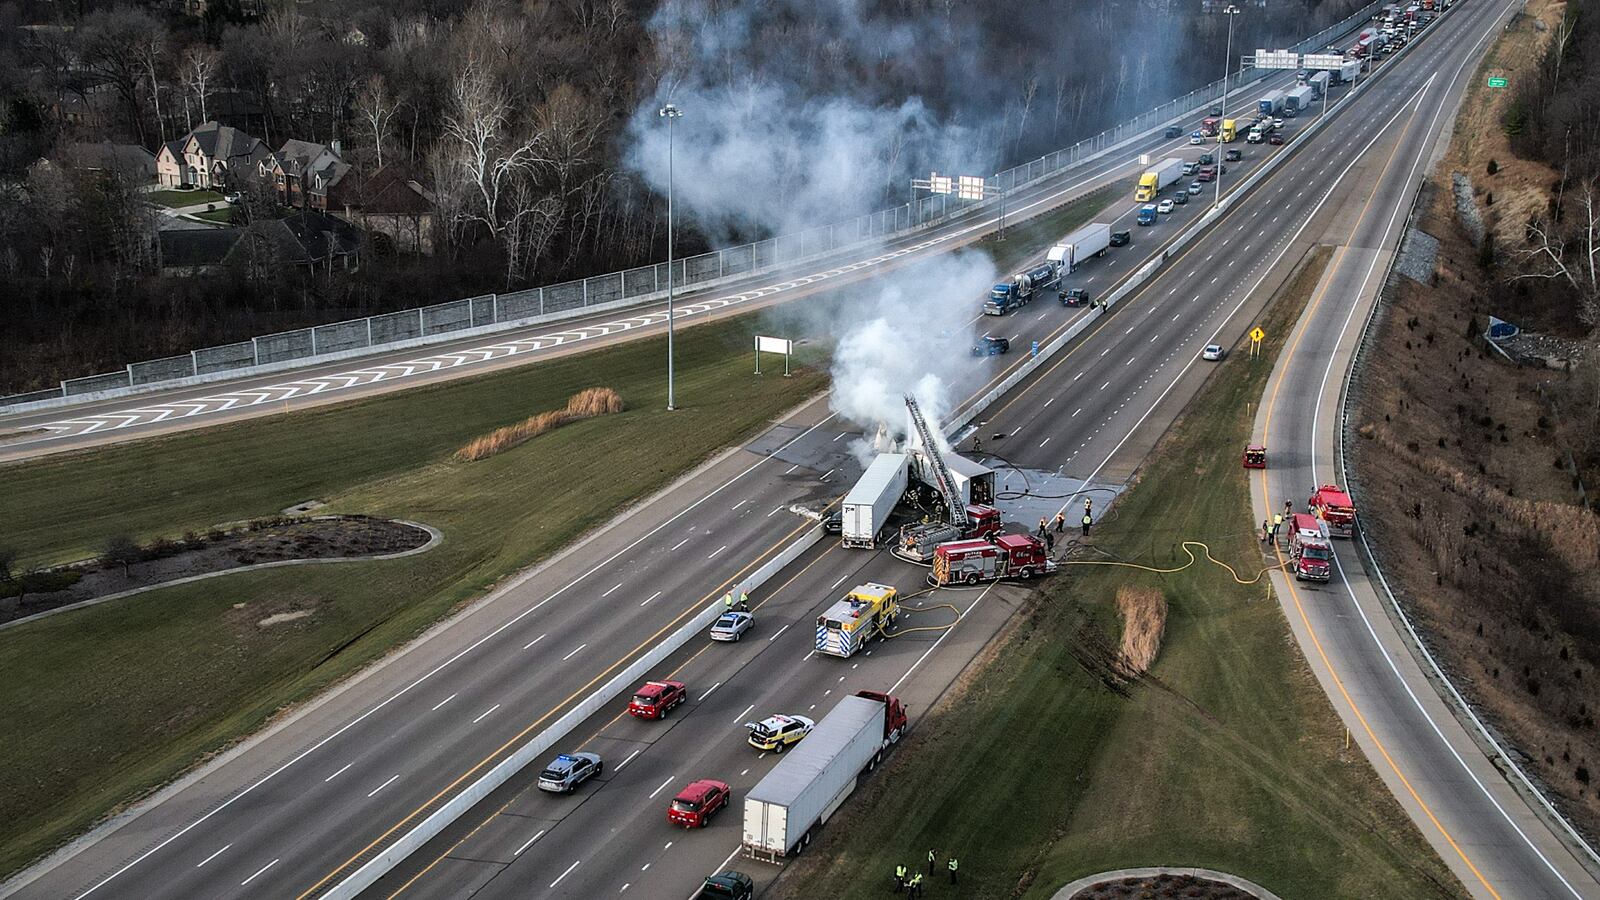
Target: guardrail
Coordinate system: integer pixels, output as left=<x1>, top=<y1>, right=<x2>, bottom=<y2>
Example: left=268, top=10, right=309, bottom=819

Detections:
left=0, top=1, right=1388, bottom=415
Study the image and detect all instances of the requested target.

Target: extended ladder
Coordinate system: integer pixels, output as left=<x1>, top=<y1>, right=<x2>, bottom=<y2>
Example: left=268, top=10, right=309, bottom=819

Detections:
left=903, top=394, right=969, bottom=530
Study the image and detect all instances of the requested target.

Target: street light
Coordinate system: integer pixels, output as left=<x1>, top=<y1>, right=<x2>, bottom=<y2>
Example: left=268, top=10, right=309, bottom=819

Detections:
left=659, top=102, right=682, bottom=411
left=1216, top=3, right=1241, bottom=211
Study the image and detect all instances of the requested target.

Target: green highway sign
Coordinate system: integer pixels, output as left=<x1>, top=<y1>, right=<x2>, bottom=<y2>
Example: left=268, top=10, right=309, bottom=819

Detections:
left=1487, top=76, right=1508, bottom=88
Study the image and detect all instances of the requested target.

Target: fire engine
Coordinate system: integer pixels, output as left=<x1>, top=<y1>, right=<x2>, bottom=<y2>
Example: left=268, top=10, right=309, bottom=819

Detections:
left=928, top=534, right=1055, bottom=586
left=1309, top=484, right=1357, bottom=537
left=1288, top=513, right=1333, bottom=581
left=815, top=583, right=898, bottom=658
left=896, top=504, right=1001, bottom=562
left=1242, top=444, right=1267, bottom=469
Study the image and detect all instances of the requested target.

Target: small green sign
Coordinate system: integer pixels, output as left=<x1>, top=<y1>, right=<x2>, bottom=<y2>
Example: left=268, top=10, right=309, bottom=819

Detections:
left=1487, top=76, right=1508, bottom=88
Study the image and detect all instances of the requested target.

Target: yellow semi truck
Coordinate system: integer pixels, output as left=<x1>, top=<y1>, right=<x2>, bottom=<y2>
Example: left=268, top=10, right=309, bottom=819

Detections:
left=1134, top=157, right=1184, bottom=202
left=1220, top=119, right=1238, bottom=142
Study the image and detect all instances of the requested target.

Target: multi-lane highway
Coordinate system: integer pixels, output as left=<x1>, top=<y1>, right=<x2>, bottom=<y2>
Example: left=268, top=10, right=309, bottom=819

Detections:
left=0, top=61, right=1330, bottom=462
left=1251, top=0, right=1600, bottom=896
left=11, top=5, right=1573, bottom=900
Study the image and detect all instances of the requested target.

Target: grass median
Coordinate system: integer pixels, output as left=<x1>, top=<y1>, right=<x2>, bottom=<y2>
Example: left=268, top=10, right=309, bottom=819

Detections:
left=777, top=247, right=1465, bottom=899
left=0, top=317, right=827, bottom=879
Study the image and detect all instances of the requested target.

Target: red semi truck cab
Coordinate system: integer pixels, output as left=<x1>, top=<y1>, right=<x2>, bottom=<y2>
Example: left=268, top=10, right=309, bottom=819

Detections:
left=1309, top=484, right=1357, bottom=537
left=1289, top=513, right=1333, bottom=581
left=853, top=689, right=908, bottom=743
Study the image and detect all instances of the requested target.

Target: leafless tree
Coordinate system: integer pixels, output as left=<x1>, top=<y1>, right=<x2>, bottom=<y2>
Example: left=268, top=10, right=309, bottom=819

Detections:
left=77, top=9, right=165, bottom=144
left=180, top=45, right=222, bottom=130
left=1014, top=76, right=1039, bottom=158
left=356, top=74, right=400, bottom=170
left=1513, top=179, right=1600, bottom=326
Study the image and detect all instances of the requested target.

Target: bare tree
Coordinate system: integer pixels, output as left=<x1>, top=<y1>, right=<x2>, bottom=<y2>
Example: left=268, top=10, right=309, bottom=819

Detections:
left=1514, top=179, right=1600, bottom=326
left=1014, top=76, right=1039, bottom=157
left=77, top=9, right=165, bottom=144
left=180, top=45, right=222, bottom=130
left=356, top=74, right=400, bottom=169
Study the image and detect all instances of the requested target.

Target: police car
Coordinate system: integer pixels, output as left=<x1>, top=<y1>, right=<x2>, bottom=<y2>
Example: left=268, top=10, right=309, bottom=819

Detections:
left=744, top=714, right=816, bottom=753
left=538, top=752, right=603, bottom=792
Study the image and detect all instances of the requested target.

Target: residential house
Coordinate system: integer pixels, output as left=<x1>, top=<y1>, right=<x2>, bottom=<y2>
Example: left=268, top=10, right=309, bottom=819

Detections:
left=159, top=228, right=246, bottom=275
left=342, top=164, right=437, bottom=255
left=258, top=209, right=362, bottom=273
left=59, top=142, right=157, bottom=181
left=156, top=121, right=269, bottom=189
left=262, top=139, right=353, bottom=211
left=160, top=210, right=358, bottom=276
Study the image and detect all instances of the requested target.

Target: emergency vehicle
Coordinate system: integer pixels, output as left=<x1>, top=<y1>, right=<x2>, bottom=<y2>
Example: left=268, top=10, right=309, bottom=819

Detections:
left=896, top=504, right=1002, bottom=563
left=928, top=534, right=1055, bottom=586
left=1288, top=513, right=1333, bottom=581
left=1242, top=444, right=1267, bottom=469
left=815, top=583, right=898, bottom=658
left=1309, top=484, right=1358, bottom=537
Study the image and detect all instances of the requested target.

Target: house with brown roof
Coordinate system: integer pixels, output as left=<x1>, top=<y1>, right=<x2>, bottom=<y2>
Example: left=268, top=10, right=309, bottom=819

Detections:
left=342, top=164, right=436, bottom=255
left=155, top=121, right=268, bottom=189
left=262, top=139, right=353, bottom=211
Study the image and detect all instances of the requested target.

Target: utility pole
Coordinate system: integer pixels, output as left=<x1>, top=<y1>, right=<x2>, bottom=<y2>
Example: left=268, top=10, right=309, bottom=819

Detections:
left=659, top=103, right=682, bottom=411
left=1216, top=3, right=1241, bottom=211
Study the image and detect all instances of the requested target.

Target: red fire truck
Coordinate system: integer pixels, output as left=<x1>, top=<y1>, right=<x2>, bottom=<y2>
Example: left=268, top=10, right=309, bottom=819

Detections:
left=929, top=534, right=1055, bottom=586
left=1201, top=116, right=1221, bottom=136
left=1309, top=484, right=1357, bottom=538
left=1288, top=513, right=1333, bottom=581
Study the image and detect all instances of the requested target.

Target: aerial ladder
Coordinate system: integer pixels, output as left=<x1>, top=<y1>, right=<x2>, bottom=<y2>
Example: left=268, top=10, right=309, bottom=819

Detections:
left=895, top=395, right=997, bottom=562
left=904, top=394, right=967, bottom=530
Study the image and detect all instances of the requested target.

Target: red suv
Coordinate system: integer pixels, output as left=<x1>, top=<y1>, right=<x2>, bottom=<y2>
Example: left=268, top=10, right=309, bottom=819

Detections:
left=628, top=680, right=687, bottom=719
left=669, top=779, right=731, bottom=827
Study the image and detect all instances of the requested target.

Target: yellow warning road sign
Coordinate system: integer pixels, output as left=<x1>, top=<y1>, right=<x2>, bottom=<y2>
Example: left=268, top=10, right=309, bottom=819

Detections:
left=1249, top=326, right=1265, bottom=342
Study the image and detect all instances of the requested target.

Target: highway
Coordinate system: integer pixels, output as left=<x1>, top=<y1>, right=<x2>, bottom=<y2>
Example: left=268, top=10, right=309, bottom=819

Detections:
left=1, top=8, right=1522, bottom=900
left=0, top=63, right=1329, bottom=462
left=1250, top=0, right=1600, bottom=895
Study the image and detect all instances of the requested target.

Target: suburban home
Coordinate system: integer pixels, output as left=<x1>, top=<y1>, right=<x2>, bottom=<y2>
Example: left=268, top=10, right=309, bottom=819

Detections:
left=155, top=121, right=268, bottom=189
left=263, top=139, right=353, bottom=211
left=159, top=228, right=246, bottom=276
left=343, top=164, right=437, bottom=255
left=59, top=142, right=158, bottom=180
left=160, top=210, right=359, bottom=276
left=257, top=209, right=362, bottom=273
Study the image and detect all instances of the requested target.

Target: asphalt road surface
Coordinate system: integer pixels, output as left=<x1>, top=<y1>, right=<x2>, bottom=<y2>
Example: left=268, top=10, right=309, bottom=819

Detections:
left=4, top=10, right=1523, bottom=900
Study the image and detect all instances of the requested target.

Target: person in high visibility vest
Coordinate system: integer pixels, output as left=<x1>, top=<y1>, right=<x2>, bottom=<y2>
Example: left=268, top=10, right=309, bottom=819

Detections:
left=894, top=864, right=908, bottom=892
left=908, top=873, right=924, bottom=898
left=1271, top=512, right=1283, bottom=541
left=723, top=592, right=735, bottom=611
left=948, top=857, right=959, bottom=883
left=1081, top=512, right=1093, bottom=535
left=738, top=590, right=749, bottom=611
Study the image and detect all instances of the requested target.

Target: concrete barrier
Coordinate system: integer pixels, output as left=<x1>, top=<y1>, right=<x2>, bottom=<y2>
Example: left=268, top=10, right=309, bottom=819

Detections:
left=321, top=524, right=826, bottom=900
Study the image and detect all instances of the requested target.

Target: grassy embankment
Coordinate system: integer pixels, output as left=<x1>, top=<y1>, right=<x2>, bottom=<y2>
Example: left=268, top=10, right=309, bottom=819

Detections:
left=778, top=246, right=1466, bottom=899
left=0, top=318, right=825, bottom=879
left=0, top=178, right=1124, bottom=879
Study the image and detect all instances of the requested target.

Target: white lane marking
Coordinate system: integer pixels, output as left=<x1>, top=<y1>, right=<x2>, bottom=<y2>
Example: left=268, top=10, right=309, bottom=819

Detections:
left=1100, top=381, right=1110, bottom=391
left=768, top=623, right=791, bottom=642
left=368, top=774, right=401, bottom=797
left=803, top=650, right=816, bottom=662
left=523, top=634, right=546, bottom=650
left=829, top=574, right=848, bottom=590
left=1173, top=313, right=1181, bottom=322
left=698, top=682, right=721, bottom=701
left=1072, top=408, right=1082, bottom=417
left=324, top=763, right=354, bottom=782
left=641, top=591, right=662, bottom=607
left=515, top=829, right=547, bottom=856
left=649, top=776, right=676, bottom=799
left=1149, top=333, right=1160, bottom=343
left=562, top=644, right=587, bottom=662
left=707, top=545, right=727, bottom=559
left=820, top=468, right=835, bottom=481
left=616, top=749, right=643, bottom=772
left=731, top=499, right=749, bottom=511
left=669, top=537, right=691, bottom=552
left=767, top=506, right=782, bottom=517
left=550, top=860, right=581, bottom=889
left=783, top=464, right=800, bottom=474
left=602, top=583, right=623, bottom=598
left=1125, top=357, right=1136, bottom=366
left=472, top=704, right=501, bottom=724
left=1044, top=397, right=1055, bottom=407
left=734, top=703, right=757, bottom=724
left=621, top=884, right=631, bottom=893
left=832, top=432, right=847, bottom=442
left=195, top=845, right=231, bottom=868
left=1039, top=438, right=1051, bottom=448
left=240, top=859, right=278, bottom=886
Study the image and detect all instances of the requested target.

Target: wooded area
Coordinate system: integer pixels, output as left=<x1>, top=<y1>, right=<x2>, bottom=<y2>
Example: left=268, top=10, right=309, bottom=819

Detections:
left=0, top=0, right=1370, bottom=393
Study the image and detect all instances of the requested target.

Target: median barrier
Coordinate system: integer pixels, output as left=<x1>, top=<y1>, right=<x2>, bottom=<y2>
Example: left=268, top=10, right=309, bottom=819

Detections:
left=321, top=524, right=826, bottom=900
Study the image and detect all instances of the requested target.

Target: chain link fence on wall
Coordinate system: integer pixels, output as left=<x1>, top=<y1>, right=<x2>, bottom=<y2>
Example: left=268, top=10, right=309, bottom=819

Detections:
left=4, top=1, right=1383, bottom=412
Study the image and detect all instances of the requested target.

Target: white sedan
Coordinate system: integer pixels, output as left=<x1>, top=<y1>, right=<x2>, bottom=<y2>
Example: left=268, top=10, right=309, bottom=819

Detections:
left=1156, top=199, right=1175, bottom=214
left=1201, top=344, right=1226, bottom=361
left=710, top=611, right=753, bottom=641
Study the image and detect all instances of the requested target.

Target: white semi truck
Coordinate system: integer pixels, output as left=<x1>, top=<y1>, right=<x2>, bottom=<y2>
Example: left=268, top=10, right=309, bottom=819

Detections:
left=1046, top=222, right=1112, bottom=273
left=839, top=453, right=908, bottom=548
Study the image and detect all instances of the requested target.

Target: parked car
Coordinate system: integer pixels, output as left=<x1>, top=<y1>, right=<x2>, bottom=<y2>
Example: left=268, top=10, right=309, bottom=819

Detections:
left=538, top=752, right=602, bottom=793
left=223, top=192, right=243, bottom=204
left=1060, top=287, right=1091, bottom=307
left=1164, top=125, right=1183, bottom=139
left=1269, top=132, right=1285, bottom=145
left=1224, top=148, right=1242, bottom=161
left=972, top=335, right=1010, bottom=356
left=1188, top=131, right=1205, bottom=145
left=629, top=680, right=688, bottom=719
left=710, top=611, right=753, bottom=641
left=745, top=714, right=816, bottom=752
left=1109, top=229, right=1131, bottom=247
left=1202, top=344, right=1226, bottom=361
left=695, top=872, right=754, bottom=900
left=1188, top=182, right=1204, bottom=195
left=1157, top=198, right=1175, bottom=214
left=669, top=779, right=732, bottom=828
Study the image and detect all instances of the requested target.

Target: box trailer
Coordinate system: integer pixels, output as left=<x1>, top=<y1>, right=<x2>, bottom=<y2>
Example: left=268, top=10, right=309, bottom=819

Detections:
left=741, top=692, right=907, bottom=862
left=1046, top=222, right=1112, bottom=273
left=840, top=453, right=908, bottom=548
left=1283, top=85, right=1316, bottom=115
left=1257, top=89, right=1285, bottom=115
left=1134, top=157, right=1184, bottom=201
left=1308, top=70, right=1331, bottom=98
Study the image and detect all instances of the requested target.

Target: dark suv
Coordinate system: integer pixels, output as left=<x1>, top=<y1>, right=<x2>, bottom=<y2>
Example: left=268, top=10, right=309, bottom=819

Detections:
left=1109, top=229, right=1131, bottom=247
left=1060, top=288, right=1090, bottom=307
left=1224, top=148, right=1242, bottom=162
left=972, top=335, right=1011, bottom=356
left=696, top=871, right=754, bottom=900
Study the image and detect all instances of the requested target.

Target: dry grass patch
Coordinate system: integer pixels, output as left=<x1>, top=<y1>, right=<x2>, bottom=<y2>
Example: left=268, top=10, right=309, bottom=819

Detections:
left=455, top=387, right=624, bottom=461
left=1115, top=585, right=1168, bottom=678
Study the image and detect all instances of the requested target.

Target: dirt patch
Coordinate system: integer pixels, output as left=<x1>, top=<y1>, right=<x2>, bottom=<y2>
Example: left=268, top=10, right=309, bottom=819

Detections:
left=1115, top=586, right=1168, bottom=678
left=1349, top=0, right=1600, bottom=835
left=0, top=516, right=431, bottom=626
left=1069, top=873, right=1260, bottom=900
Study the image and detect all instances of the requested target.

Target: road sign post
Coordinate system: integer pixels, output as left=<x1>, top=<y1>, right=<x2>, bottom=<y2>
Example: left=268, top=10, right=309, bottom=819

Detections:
left=1486, top=76, right=1508, bottom=88
left=1249, top=326, right=1266, bottom=357
left=755, top=335, right=794, bottom=376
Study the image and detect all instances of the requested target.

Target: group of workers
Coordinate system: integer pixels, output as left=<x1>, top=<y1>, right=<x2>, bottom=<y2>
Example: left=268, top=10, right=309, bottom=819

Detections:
left=893, top=849, right=959, bottom=894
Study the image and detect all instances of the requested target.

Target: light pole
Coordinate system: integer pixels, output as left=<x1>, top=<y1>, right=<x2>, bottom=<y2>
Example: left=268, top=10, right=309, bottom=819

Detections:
left=1216, top=3, right=1241, bottom=211
left=659, top=102, right=682, bottom=411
